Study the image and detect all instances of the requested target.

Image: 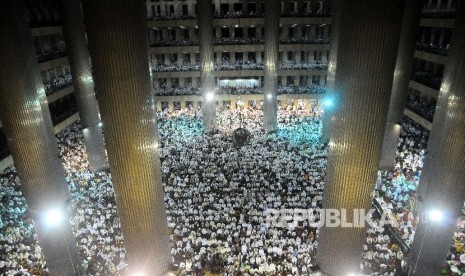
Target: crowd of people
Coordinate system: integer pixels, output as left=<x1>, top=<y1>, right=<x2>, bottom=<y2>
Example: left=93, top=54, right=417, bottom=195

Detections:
left=151, top=60, right=327, bottom=73
left=148, top=14, right=196, bottom=21
left=150, top=39, right=199, bottom=47
left=159, top=105, right=326, bottom=274
left=1, top=102, right=462, bottom=275
left=153, top=84, right=326, bottom=96
left=36, top=48, right=67, bottom=63
left=411, top=70, right=443, bottom=90
left=374, top=118, right=430, bottom=249
left=214, top=10, right=260, bottom=18
left=405, top=89, right=437, bottom=122
left=150, top=37, right=330, bottom=48
left=415, top=42, right=449, bottom=56
left=43, top=73, right=73, bottom=95
left=279, top=61, right=328, bottom=70
left=0, top=167, right=48, bottom=275
left=445, top=218, right=465, bottom=275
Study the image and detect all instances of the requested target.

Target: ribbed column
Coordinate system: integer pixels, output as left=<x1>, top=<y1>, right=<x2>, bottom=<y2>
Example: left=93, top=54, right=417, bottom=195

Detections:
left=198, top=0, right=216, bottom=132
left=0, top=1, right=81, bottom=275
left=409, top=2, right=465, bottom=275
left=315, top=0, right=403, bottom=275
left=81, top=0, right=171, bottom=275
left=60, top=0, right=108, bottom=172
left=321, top=0, right=341, bottom=143
left=379, top=0, right=422, bottom=170
left=263, top=0, right=280, bottom=132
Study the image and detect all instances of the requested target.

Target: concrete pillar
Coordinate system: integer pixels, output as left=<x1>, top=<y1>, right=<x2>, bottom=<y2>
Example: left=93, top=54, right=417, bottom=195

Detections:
left=215, top=27, right=221, bottom=40
left=180, top=101, right=186, bottom=109
left=81, top=0, right=171, bottom=275
left=231, top=100, right=237, bottom=109
left=256, top=51, right=262, bottom=63
left=179, top=77, right=185, bottom=87
left=297, top=0, right=305, bottom=16
left=305, top=99, right=313, bottom=110
left=281, top=26, right=289, bottom=40
left=156, top=101, right=162, bottom=112
left=379, top=0, right=422, bottom=170
left=153, top=78, right=160, bottom=88
left=447, top=0, right=453, bottom=9
left=294, top=76, right=300, bottom=85
left=293, top=99, right=299, bottom=109
left=61, top=0, right=108, bottom=172
left=175, top=28, right=182, bottom=41
left=263, top=0, right=280, bottom=132
left=439, top=28, right=446, bottom=46
left=310, top=25, right=316, bottom=39
left=188, top=3, right=195, bottom=16
left=192, top=77, right=198, bottom=88
left=189, top=28, right=196, bottom=40
left=295, top=51, right=302, bottom=63
left=198, top=0, right=216, bottom=131
left=0, top=1, right=81, bottom=275
left=164, top=53, right=170, bottom=65
left=230, top=52, right=236, bottom=63
left=315, top=0, right=404, bottom=275
left=296, top=25, right=303, bottom=39
left=256, top=26, right=262, bottom=38
left=192, top=100, right=199, bottom=110
left=409, top=3, right=465, bottom=274
left=168, top=101, right=174, bottom=111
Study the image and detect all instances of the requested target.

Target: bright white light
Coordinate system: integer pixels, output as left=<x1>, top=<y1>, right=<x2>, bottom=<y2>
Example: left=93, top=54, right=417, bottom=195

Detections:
left=44, top=208, right=64, bottom=228
left=205, top=92, right=215, bottom=102
left=267, top=94, right=273, bottom=100
left=133, top=273, right=145, bottom=276
left=428, top=209, right=444, bottom=222
left=98, top=122, right=103, bottom=127
left=324, top=99, right=333, bottom=107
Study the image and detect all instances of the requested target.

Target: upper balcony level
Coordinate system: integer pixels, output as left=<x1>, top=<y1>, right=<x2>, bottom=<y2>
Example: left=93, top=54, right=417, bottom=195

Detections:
left=25, top=0, right=62, bottom=28
left=146, top=0, right=333, bottom=20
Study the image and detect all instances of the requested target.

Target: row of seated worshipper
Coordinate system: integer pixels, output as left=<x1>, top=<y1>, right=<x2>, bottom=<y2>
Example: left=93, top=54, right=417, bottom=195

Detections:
left=374, top=117, right=429, bottom=247
left=158, top=106, right=326, bottom=274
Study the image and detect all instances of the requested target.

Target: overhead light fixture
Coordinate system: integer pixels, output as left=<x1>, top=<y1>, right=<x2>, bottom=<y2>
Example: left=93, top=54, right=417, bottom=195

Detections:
left=43, top=208, right=65, bottom=228
left=205, top=92, right=215, bottom=102
left=428, top=209, right=444, bottom=223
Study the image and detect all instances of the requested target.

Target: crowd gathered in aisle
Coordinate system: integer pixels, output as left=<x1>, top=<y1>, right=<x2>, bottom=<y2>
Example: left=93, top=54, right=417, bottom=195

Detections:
left=0, top=104, right=461, bottom=275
